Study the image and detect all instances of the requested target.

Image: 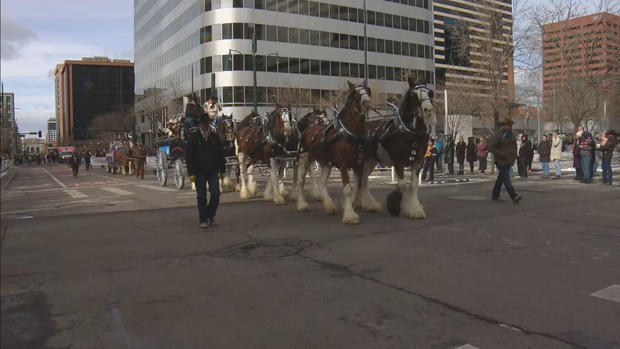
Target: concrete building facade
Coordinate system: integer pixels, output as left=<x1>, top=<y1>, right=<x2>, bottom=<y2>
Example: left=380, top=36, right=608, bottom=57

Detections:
left=1, top=92, right=19, bottom=157
left=55, top=57, right=135, bottom=145
left=134, top=0, right=436, bottom=130
left=47, top=118, right=57, bottom=146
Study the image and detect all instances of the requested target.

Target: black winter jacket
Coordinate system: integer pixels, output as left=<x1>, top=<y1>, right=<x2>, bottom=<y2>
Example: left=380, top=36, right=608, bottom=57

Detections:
left=185, top=129, right=226, bottom=176
left=456, top=141, right=466, bottom=163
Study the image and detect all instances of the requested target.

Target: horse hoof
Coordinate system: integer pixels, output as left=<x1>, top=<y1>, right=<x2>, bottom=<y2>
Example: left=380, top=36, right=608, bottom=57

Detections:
left=342, top=213, right=360, bottom=224
left=403, top=209, right=426, bottom=219
left=364, top=203, right=382, bottom=213
left=323, top=205, right=337, bottom=216
left=297, top=202, right=310, bottom=212
left=240, top=189, right=250, bottom=200
left=273, top=197, right=286, bottom=205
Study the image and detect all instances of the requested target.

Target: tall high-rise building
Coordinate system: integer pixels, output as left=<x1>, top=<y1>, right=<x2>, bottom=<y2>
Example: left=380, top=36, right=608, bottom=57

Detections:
left=542, top=12, right=619, bottom=128
left=134, top=0, right=435, bottom=125
left=55, top=57, right=135, bottom=145
left=433, top=0, right=515, bottom=124
left=47, top=118, right=57, bottom=145
left=1, top=92, right=19, bottom=157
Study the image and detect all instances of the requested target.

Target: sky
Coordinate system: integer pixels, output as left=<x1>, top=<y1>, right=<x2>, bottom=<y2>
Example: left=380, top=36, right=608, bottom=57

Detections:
left=1, top=0, right=133, bottom=137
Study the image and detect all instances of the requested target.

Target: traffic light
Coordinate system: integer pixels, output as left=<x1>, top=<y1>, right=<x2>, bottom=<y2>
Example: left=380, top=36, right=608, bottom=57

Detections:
left=38, top=130, right=42, bottom=138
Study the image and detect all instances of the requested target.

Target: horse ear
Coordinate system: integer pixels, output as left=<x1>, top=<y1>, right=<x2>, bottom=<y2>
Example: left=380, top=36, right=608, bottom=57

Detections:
left=347, top=80, right=355, bottom=90
left=407, top=76, right=416, bottom=88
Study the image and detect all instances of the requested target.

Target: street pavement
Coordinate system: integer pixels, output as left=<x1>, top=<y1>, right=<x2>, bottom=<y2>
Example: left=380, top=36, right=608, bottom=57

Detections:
left=1, top=163, right=619, bottom=348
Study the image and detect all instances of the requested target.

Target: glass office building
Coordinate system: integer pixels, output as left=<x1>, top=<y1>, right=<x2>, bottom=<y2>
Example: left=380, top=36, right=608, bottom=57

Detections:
left=134, top=0, right=435, bottom=119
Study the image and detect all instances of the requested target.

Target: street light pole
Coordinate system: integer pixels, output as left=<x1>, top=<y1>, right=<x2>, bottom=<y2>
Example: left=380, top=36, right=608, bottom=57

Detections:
left=252, top=32, right=258, bottom=114
left=363, top=0, right=368, bottom=86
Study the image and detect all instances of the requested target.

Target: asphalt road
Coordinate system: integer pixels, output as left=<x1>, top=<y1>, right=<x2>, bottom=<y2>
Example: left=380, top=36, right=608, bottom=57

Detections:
left=1, top=164, right=619, bottom=348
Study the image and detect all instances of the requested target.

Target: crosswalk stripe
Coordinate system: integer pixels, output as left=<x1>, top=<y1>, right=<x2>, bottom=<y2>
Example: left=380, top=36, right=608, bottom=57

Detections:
left=135, top=184, right=177, bottom=192
left=100, top=187, right=135, bottom=196
left=64, top=189, right=88, bottom=199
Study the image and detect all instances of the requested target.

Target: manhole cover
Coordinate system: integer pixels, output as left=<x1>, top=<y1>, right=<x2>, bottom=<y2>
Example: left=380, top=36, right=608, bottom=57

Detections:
left=450, top=195, right=489, bottom=201
left=215, top=238, right=314, bottom=259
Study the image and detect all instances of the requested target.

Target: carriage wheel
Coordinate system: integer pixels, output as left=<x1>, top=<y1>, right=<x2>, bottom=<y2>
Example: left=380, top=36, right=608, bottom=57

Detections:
left=156, top=150, right=168, bottom=186
left=173, top=159, right=185, bottom=190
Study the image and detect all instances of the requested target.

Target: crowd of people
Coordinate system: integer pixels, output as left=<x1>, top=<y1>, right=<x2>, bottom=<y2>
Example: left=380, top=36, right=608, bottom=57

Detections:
left=419, top=126, right=617, bottom=186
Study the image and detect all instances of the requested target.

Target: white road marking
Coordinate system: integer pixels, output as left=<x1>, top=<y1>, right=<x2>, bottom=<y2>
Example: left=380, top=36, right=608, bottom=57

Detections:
left=455, top=345, right=480, bottom=349
left=590, top=285, right=620, bottom=303
left=12, top=184, right=53, bottom=190
left=63, top=189, right=88, bottom=199
left=135, top=184, right=177, bottom=192
left=100, top=187, right=135, bottom=196
left=41, top=167, right=68, bottom=188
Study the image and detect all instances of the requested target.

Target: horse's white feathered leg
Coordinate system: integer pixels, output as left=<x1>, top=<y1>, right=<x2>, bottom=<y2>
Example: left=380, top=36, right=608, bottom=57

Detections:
left=271, top=158, right=285, bottom=205
left=296, top=152, right=310, bottom=211
left=320, top=165, right=336, bottom=215
left=342, top=182, right=360, bottom=224
left=239, top=152, right=250, bottom=200
left=247, top=164, right=257, bottom=197
left=310, top=162, right=322, bottom=201
left=402, top=166, right=426, bottom=219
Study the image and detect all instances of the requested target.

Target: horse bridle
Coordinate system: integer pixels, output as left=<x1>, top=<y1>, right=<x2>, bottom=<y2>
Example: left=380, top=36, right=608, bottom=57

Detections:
left=221, top=117, right=236, bottom=142
left=412, top=85, right=434, bottom=103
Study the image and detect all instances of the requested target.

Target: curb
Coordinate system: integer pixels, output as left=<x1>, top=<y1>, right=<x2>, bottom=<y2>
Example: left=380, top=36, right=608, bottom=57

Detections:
left=1, top=166, right=17, bottom=191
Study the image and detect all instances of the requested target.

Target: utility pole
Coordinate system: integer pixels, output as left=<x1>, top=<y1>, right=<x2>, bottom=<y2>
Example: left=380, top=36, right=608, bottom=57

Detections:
left=252, top=31, right=258, bottom=114
left=363, top=0, right=368, bottom=86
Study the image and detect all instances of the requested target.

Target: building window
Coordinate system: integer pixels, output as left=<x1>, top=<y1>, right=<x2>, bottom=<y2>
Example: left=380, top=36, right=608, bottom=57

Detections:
left=205, top=0, right=212, bottom=11
left=289, top=58, right=300, bottom=74
left=266, top=0, right=276, bottom=11
left=200, top=26, right=212, bottom=43
left=267, top=56, right=278, bottom=72
left=278, top=0, right=287, bottom=12
left=222, top=23, right=232, bottom=39
left=255, top=0, right=265, bottom=9
left=289, top=27, right=299, bottom=44
left=311, top=59, right=320, bottom=75
left=223, top=87, right=233, bottom=104
left=300, top=29, right=310, bottom=45
left=233, top=23, right=244, bottom=39
left=300, top=59, right=310, bottom=74
left=278, top=57, right=288, bottom=73
left=234, top=86, right=244, bottom=103
left=278, top=26, right=288, bottom=42
left=266, top=25, right=277, bottom=41
left=233, top=54, right=244, bottom=71
left=288, top=0, right=298, bottom=14
left=309, top=1, right=319, bottom=16
left=299, top=0, right=309, bottom=15
left=321, top=60, right=330, bottom=76
left=319, top=2, right=329, bottom=18
left=233, top=0, right=243, bottom=7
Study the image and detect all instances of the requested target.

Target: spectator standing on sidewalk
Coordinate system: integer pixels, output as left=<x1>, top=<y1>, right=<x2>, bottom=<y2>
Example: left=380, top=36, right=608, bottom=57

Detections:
left=445, top=134, right=455, bottom=175
left=477, top=138, right=489, bottom=174
left=422, top=138, right=437, bottom=182
left=517, top=134, right=533, bottom=178
left=434, top=136, right=444, bottom=173
left=466, top=137, right=477, bottom=174
left=551, top=131, right=563, bottom=178
left=573, top=127, right=584, bottom=181
left=598, top=130, right=616, bottom=185
left=456, top=136, right=466, bottom=175
left=488, top=118, right=521, bottom=204
left=579, top=130, right=594, bottom=183
left=592, top=134, right=601, bottom=180
left=538, top=134, right=552, bottom=178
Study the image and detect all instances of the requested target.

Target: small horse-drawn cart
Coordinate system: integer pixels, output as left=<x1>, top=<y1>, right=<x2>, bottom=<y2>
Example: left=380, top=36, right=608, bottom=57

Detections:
left=153, top=136, right=187, bottom=189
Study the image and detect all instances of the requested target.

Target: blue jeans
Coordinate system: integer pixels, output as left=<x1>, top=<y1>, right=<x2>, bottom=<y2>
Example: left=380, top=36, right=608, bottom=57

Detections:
left=195, top=172, right=221, bottom=223
left=581, top=154, right=592, bottom=181
left=554, top=159, right=561, bottom=176
left=542, top=162, right=550, bottom=176
left=602, top=157, right=612, bottom=184
left=493, top=164, right=518, bottom=200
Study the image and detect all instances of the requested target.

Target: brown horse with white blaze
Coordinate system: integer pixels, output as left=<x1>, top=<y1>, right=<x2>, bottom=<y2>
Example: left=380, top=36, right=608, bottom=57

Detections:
left=363, top=78, right=434, bottom=218
left=296, top=81, right=373, bottom=224
left=236, top=106, right=297, bottom=204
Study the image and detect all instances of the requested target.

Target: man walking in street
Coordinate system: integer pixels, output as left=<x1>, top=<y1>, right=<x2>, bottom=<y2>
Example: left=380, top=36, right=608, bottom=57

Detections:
left=445, top=134, right=455, bottom=175
left=186, top=114, right=227, bottom=229
left=551, top=131, right=563, bottom=178
left=538, top=134, right=551, bottom=178
left=456, top=135, right=466, bottom=175
left=488, top=118, right=521, bottom=204
left=69, top=152, right=81, bottom=177
left=84, top=150, right=92, bottom=171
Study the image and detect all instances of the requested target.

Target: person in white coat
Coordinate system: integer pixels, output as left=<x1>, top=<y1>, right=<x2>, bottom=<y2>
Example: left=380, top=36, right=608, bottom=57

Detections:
left=550, top=131, right=563, bottom=178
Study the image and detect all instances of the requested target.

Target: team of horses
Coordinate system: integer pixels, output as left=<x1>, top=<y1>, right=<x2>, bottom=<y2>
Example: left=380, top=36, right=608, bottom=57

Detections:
left=229, top=78, right=435, bottom=224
